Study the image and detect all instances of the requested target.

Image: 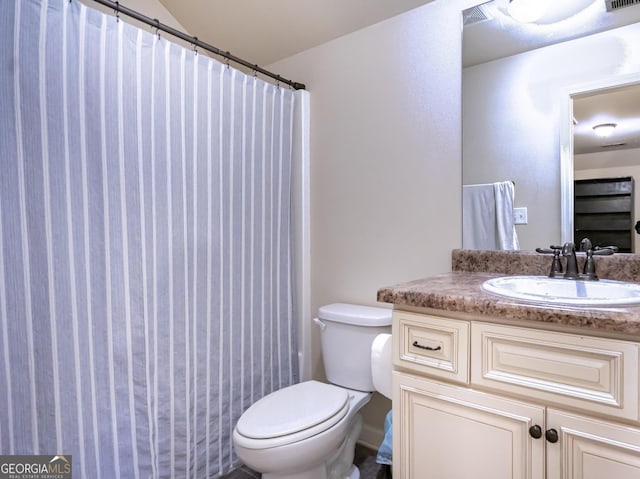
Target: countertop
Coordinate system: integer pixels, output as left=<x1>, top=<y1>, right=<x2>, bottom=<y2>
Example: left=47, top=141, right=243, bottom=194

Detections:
left=377, top=250, right=640, bottom=339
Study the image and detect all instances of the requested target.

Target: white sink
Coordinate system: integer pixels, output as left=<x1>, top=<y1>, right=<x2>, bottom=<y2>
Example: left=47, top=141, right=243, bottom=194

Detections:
left=482, top=275, right=640, bottom=307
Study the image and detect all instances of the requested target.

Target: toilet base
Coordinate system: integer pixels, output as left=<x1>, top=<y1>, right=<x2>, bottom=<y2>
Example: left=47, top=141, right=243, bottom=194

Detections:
left=262, top=464, right=360, bottom=479
left=263, top=464, right=326, bottom=479
left=260, top=414, right=363, bottom=479
left=326, top=414, right=362, bottom=479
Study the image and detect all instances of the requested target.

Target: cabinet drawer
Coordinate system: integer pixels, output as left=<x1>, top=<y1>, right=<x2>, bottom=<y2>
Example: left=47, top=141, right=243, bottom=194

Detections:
left=472, top=322, right=639, bottom=421
left=393, top=311, right=469, bottom=383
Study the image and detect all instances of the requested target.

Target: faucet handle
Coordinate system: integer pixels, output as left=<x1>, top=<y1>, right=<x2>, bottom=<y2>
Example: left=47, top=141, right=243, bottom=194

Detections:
left=582, top=249, right=597, bottom=279
left=580, top=242, right=615, bottom=280
left=593, top=245, right=618, bottom=255
left=536, top=245, right=562, bottom=254
left=536, top=247, right=563, bottom=277
left=579, top=238, right=593, bottom=252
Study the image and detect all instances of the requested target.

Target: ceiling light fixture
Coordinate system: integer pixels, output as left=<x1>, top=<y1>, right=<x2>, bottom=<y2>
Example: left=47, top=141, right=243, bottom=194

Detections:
left=507, top=0, right=550, bottom=23
left=592, top=123, right=617, bottom=137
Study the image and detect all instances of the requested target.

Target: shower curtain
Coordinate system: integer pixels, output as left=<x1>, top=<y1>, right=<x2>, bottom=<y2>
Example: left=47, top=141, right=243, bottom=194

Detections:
left=0, top=1, right=305, bottom=477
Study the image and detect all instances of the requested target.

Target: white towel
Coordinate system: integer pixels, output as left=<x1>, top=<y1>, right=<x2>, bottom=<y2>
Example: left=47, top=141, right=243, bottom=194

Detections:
left=494, top=181, right=520, bottom=250
left=463, top=184, right=497, bottom=250
left=463, top=181, right=520, bottom=250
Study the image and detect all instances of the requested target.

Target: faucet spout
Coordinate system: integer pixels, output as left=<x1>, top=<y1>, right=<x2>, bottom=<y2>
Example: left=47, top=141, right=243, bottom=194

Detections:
left=562, top=242, right=579, bottom=279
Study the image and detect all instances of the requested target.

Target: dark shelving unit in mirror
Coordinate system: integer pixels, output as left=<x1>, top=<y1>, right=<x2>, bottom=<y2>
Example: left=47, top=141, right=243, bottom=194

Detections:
left=574, top=176, right=634, bottom=253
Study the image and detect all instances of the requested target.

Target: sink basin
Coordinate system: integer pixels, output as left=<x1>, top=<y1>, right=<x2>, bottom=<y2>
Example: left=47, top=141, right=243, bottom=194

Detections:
left=482, top=275, right=640, bottom=307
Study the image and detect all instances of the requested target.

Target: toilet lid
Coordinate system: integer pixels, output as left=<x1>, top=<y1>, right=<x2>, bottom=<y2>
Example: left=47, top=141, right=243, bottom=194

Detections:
left=236, top=380, right=349, bottom=440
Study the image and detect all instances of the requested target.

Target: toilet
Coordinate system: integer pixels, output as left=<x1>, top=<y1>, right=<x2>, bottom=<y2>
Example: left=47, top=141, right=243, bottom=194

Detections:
left=232, top=303, right=393, bottom=479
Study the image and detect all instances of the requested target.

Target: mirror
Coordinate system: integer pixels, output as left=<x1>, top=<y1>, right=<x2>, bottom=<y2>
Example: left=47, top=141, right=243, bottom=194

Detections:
left=565, top=78, right=640, bottom=253
left=462, top=1, right=640, bottom=251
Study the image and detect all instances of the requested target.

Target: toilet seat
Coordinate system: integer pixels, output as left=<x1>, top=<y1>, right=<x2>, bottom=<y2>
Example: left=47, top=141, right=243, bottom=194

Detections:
left=234, top=380, right=350, bottom=450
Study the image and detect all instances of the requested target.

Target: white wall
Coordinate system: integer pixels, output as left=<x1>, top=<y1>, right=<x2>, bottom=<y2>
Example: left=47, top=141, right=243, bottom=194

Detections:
left=576, top=146, right=640, bottom=172
left=463, top=22, right=640, bottom=251
left=270, top=0, right=478, bottom=446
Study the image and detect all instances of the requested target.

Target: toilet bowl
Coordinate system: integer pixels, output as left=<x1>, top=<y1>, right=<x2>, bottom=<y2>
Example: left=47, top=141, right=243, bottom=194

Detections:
left=233, top=381, right=371, bottom=478
left=232, top=303, right=393, bottom=479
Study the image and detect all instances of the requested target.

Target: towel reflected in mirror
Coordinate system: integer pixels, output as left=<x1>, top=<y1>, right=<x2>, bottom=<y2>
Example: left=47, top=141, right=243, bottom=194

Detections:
left=463, top=181, right=520, bottom=250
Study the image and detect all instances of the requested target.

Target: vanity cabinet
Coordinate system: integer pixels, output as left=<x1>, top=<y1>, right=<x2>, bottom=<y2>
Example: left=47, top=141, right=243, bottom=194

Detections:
left=392, top=310, right=640, bottom=479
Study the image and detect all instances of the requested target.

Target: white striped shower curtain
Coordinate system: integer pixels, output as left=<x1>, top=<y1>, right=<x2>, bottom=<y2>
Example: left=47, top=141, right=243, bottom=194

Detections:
left=0, top=1, right=304, bottom=477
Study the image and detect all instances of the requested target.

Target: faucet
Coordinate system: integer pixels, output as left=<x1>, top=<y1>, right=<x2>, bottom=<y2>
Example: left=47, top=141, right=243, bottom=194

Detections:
left=537, top=238, right=617, bottom=281
left=561, top=242, right=579, bottom=279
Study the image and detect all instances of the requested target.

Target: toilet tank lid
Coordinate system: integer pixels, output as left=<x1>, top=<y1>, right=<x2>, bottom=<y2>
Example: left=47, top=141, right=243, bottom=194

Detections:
left=318, top=303, right=392, bottom=327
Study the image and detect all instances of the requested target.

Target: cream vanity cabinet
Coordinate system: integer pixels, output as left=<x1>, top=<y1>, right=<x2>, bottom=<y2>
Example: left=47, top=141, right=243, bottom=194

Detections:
left=392, top=310, right=640, bottom=479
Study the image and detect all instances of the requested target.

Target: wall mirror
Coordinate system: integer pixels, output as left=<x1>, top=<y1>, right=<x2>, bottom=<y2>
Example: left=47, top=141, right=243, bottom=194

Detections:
left=565, top=78, right=640, bottom=254
left=461, top=0, right=640, bottom=252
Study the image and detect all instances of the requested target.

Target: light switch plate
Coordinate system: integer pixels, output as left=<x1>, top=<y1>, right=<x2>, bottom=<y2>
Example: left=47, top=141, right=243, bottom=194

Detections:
left=514, top=207, right=528, bottom=225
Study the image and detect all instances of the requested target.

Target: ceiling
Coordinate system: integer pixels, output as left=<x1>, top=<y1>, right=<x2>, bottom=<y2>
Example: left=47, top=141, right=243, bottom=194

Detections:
left=157, top=0, right=434, bottom=67
left=462, top=0, right=640, bottom=157
left=152, top=0, right=640, bottom=158
left=463, top=0, right=640, bottom=67
left=153, top=0, right=640, bottom=81
left=574, top=84, right=640, bottom=156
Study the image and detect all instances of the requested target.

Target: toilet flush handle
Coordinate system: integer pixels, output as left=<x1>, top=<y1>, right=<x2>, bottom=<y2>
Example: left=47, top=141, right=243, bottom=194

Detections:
left=313, top=317, right=327, bottom=331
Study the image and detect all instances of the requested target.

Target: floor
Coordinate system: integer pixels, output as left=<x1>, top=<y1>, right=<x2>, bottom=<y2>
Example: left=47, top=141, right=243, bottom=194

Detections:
left=220, top=443, right=391, bottom=479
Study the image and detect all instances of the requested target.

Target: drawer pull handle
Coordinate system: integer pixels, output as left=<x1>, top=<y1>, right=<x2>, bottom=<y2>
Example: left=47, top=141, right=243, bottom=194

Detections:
left=545, top=429, right=559, bottom=444
left=412, top=340, right=441, bottom=351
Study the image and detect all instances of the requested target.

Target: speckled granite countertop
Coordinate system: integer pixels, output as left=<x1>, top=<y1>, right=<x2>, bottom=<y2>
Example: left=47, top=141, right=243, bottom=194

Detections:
left=377, top=250, right=640, bottom=339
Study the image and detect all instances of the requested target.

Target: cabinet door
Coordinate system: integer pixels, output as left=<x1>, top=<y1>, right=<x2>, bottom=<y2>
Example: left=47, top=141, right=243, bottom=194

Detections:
left=546, top=408, right=640, bottom=479
left=393, top=371, right=545, bottom=479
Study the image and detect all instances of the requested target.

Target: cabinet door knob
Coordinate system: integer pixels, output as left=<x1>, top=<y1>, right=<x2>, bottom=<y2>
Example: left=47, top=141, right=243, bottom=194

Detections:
left=545, top=428, right=559, bottom=443
left=528, top=425, right=542, bottom=439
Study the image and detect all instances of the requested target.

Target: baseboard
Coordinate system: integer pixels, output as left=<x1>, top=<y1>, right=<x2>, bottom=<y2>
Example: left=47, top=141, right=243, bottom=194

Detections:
left=358, top=422, right=384, bottom=451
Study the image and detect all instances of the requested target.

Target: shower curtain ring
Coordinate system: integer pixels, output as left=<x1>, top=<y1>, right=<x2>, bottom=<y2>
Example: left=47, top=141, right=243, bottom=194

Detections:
left=192, top=37, right=198, bottom=56
left=153, top=18, right=160, bottom=40
left=115, top=1, right=120, bottom=22
left=151, top=18, right=160, bottom=40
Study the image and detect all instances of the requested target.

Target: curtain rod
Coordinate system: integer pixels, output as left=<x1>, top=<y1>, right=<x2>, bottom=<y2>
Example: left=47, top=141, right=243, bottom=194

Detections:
left=88, top=0, right=306, bottom=90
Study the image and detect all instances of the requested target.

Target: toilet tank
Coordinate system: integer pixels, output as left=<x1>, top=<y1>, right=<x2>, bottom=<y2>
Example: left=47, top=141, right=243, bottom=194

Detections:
left=317, top=303, right=392, bottom=392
